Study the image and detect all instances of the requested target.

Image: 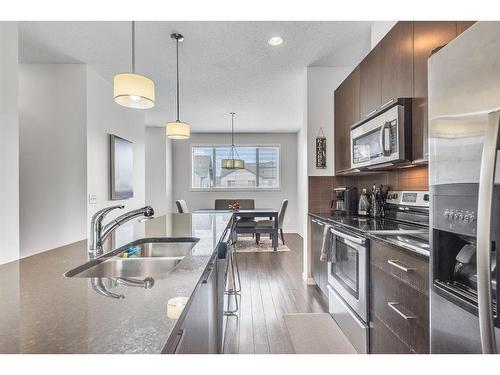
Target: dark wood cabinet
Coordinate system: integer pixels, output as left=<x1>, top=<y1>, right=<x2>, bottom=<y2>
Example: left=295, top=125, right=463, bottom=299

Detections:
left=412, top=21, right=457, bottom=162
left=380, top=21, right=414, bottom=105
left=331, top=21, right=474, bottom=171
left=369, top=239, right=429, bottom=354
left=165, top=258, right=218, bottom=354
left=359, top=45, right=382, bottom=119
left=457, top=21, right=476, bottom=36
left=334, top=67, right=359, bottom=173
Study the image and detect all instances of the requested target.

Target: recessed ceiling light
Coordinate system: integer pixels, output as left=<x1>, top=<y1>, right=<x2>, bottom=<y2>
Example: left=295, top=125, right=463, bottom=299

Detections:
left=268, top=36, right=284, bottom=46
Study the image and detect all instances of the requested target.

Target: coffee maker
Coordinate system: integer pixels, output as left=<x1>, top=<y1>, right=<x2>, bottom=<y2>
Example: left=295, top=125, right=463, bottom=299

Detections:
left=332, top=187, right=357, bottom=216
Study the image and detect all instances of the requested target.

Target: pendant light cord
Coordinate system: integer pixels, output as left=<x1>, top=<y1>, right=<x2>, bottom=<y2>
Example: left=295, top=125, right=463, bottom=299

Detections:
left=231, top=112, right=235, bottom=147
left=176, top=37, right=180, bottom=122
left=230, top=112, right=237, bottom=159
left=131, top=21, right=135, bottom=73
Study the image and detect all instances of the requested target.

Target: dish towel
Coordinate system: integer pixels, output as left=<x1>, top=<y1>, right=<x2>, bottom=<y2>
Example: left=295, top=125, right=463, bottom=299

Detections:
left=320, top=224, right=334, bottom=262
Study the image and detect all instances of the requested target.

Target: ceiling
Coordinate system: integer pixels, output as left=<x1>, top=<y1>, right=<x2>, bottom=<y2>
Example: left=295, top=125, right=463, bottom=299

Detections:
left=18, top=21, right=372, bottom=132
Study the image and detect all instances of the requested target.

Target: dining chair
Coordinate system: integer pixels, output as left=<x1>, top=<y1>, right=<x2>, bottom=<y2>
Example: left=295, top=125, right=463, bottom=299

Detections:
left=215, top=199, right=257, bottom=242
left=175, top=199, right=189, bottom=213
left=255, top=199, right=288, bottom=245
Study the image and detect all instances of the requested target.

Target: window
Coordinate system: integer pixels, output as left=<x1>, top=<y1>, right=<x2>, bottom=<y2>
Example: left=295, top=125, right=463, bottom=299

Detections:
left=191, top=146, right=280, bottom=189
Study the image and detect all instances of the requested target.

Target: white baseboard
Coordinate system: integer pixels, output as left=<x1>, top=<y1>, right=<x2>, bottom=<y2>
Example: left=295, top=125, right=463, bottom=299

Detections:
left=302, top=273, right=316, bottom=285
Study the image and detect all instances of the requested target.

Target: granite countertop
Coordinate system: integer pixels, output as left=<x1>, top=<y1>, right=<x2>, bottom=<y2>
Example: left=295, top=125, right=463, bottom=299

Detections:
left=365, top=232, right=430, bottom=258
left=0, top=212, right=233, bottom=354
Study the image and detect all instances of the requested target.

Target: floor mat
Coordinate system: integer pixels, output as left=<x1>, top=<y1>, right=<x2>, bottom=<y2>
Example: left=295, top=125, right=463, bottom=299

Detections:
left=283, top=313, right=357, bottom=354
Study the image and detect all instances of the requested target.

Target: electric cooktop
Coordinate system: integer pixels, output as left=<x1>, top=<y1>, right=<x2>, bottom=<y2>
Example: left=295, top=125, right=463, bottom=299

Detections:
left=327, top=215, right=422, bottom=233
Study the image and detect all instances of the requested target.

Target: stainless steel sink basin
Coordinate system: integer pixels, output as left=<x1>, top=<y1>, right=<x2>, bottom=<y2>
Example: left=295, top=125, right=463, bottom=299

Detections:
left=65, top=237, right=199, bottom=279
left=71, top=257, right=182, bottom=278
left=133, top=240, right=197, bottom=258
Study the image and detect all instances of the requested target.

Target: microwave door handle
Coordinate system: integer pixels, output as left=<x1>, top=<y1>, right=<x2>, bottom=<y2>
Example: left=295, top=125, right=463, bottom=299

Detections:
left=476, top=110, right=500, bottom=354
left=380, top=122, right=391, bottom=156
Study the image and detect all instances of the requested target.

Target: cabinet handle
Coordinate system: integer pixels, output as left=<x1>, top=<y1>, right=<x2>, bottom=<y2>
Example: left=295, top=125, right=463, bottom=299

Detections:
left=173, top=329, right=186, bottom=354
left=201, top=264, right=214, bottom=284
left=387, top=302, right=416, bottom=320
left=381, top=98, right=396, bottom=109
left=387, top=259, right=415, bottom=272
left=366, top=109, right=377, bottom=118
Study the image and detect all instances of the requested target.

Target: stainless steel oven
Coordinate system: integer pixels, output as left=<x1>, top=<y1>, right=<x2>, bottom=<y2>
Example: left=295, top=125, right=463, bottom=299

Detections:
left=327, top=226, right=369, bottom=353
left=350, top=98, right=411, bottom=170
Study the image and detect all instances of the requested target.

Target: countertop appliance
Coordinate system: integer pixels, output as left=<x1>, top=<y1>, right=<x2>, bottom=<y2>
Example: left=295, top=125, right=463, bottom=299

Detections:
left=428, top=22, right=500, bottom=353
left=350, top=98, right=412, bottom=170
left=332, top=187, right=358, bottom=216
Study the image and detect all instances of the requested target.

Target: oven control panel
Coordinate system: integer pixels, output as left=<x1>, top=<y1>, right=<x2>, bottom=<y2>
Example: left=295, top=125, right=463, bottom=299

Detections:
left=386, top=190, right=429, bottom=208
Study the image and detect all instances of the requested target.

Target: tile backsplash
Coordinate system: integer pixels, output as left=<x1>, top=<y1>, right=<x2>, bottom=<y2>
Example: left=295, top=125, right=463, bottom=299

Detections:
left=308, top=165, right=428, bottom=214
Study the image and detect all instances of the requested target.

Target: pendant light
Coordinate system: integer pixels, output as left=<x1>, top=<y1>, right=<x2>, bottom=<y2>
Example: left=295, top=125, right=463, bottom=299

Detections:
left=166, top=33, right=190, bottom=139
left=221, top=112, right=245, bottom=169
left=114, top=21, right=155, bottom=109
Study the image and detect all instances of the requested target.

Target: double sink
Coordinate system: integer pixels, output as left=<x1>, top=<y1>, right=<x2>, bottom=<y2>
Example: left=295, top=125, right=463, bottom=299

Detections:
left=65, top=237, right=200, bottom=279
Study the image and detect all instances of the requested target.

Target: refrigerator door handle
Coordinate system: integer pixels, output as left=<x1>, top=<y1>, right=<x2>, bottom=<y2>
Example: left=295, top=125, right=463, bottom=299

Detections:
left=476, top=110, right=500, bottom=354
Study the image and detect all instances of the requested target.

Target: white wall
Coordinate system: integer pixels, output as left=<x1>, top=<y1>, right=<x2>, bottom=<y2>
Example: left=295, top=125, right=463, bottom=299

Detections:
left=307, top=66, right=353, bottom=176
left=145, top=127, right=173, bottom=216
left=0, top=23, right=20, bottom=264
left=172, top=133, right=299, bottom=232
left=166, top=133, right=173, bottom=213
left=19, top=64, right=87, bottom=258
left=86, top=67, right=146, bottom=234
left=371, top=21, right=397, bottom=49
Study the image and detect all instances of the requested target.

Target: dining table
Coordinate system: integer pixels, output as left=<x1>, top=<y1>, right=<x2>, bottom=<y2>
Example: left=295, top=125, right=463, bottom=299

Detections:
left=194, top=209, right=280, bottom=250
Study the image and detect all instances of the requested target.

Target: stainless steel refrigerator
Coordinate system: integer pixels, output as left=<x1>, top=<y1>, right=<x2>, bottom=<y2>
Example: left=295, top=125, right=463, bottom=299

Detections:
left=429, top=21, right=500, bottom=353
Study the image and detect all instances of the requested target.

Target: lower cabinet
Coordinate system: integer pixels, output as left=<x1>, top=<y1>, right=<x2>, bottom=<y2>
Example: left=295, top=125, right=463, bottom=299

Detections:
left=310, top=217, right=329, bottom=296
left=369, top=240, right=429, bottom=354
left=166, top=257, right=218, bottom=354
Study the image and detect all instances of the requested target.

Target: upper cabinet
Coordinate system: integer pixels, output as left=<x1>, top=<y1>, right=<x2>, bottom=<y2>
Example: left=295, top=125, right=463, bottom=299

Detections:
left=380, top=21, right=414, bottom=105
left=359, top=45, right=381, bottom=119
left=333, top=21, right=477, bottom=174
left=457, top=21, right=476, bottom=36
left=334, top=67, right=360, bottom=173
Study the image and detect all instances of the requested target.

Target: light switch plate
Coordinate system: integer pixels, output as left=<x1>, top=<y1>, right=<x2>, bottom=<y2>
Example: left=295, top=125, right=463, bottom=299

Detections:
left=88, top=194, right=97, bottom=204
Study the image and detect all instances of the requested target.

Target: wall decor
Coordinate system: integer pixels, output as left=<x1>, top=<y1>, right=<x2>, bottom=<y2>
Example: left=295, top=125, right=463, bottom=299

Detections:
left=110, top=134, right=134, bottom=200
left=316, top=127, right=326, bottom=169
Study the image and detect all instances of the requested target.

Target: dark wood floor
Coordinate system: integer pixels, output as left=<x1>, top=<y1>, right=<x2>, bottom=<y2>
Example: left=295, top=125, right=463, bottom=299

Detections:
left=223, top=234, right=328, bottom=354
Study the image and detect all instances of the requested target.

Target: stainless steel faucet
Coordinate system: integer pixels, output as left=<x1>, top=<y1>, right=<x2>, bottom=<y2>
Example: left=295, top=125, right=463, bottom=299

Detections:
left=89, top=205, right=154, bottom=255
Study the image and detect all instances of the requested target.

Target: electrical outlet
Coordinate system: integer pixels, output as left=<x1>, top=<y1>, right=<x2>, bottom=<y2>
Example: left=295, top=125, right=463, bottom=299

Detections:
left=88, top=194, right=97, bottom=204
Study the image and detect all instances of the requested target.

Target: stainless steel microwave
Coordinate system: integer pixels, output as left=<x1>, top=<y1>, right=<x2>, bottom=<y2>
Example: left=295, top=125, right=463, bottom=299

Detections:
left=350, top=98, right=412, bottom=170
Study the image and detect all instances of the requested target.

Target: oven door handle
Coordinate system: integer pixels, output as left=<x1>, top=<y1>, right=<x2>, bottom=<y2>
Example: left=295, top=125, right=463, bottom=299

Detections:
left=330, top=228, right=365, bottom=246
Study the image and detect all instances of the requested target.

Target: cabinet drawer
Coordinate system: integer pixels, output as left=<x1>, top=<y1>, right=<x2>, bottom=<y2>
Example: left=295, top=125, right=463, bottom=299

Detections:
left=370, top=265, right=429, bottom=353
left=370, top=315, right=413, bottom=354
left=370, top=240, right=429, bottom=295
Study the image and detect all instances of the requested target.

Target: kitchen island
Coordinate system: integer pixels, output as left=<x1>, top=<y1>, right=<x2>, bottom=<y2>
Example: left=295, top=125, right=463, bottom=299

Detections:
left=0, top=212, right=233, bottom=354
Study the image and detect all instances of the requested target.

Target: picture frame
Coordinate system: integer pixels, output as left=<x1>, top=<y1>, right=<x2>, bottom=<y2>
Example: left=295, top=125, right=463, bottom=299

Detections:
left=110, top=134, right=134, bottom=200
left=316, top=128, right=326, bottom=169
